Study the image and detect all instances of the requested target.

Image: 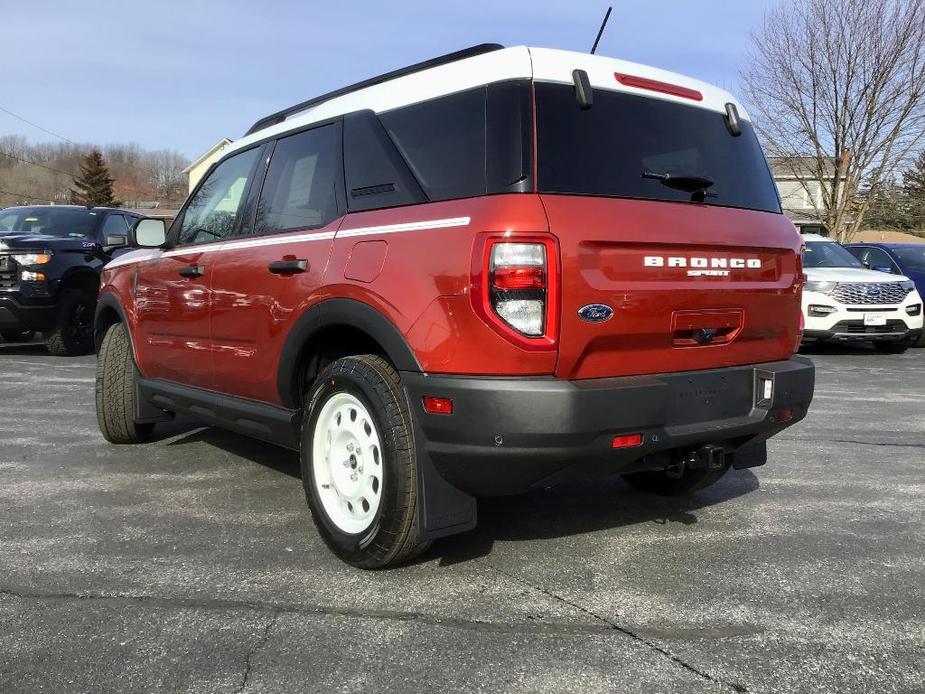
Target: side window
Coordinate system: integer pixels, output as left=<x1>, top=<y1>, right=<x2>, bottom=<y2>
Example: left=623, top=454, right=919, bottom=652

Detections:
left=379, top=87, right=487, bottom=202
left=864, top=248, right=899, bottom=272
left=845, top=246, right=864, bottom=261
left=100, top=214, right=128, bottom=238
left=254, top=125, right=340, bottom=235
left=178, top=147, right=260, bottom=246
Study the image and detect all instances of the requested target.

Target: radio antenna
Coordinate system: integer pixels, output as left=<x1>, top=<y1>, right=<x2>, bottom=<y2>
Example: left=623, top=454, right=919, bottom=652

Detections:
left=590, top=6, right=613, bottom=54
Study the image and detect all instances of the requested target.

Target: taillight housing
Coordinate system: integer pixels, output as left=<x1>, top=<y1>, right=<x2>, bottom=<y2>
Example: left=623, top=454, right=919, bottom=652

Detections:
left=471, top=235, right=559, bottom=350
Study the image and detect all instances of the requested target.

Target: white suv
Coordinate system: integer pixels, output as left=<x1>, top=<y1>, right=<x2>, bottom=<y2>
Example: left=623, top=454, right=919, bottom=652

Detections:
left=801, top=234, right=923, bottom=353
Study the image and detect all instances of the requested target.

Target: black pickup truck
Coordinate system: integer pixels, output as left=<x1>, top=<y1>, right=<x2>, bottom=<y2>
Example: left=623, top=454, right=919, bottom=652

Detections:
left=0, top=205, right=143, bottom=355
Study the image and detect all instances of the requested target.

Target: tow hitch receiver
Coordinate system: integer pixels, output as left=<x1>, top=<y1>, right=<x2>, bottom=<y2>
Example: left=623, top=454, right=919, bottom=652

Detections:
left=666, top=443, right=731, bottom=478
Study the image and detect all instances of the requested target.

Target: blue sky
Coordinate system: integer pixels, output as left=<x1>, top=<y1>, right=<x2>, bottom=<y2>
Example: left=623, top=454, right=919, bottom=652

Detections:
left=1, top=0, right=774, bottom=159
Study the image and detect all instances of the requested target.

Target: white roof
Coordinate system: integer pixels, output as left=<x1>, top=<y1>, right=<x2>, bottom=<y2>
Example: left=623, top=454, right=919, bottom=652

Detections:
left=802, top=233, right=833, bottom=242
left=226, top=46, right=748, bottom=157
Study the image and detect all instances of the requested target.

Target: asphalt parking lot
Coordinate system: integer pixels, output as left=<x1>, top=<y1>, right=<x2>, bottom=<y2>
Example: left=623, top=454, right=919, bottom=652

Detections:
left=0, top=343, right=923, bottom=694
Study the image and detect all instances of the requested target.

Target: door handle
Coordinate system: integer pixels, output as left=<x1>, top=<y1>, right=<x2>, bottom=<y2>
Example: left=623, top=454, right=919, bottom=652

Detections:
left=268, top=259, right=309, bottom=274
left=178, top=265, right=205, bottom=278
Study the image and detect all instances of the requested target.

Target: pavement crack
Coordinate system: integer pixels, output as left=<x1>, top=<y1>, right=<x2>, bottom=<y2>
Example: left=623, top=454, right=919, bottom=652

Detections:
left=783, top=437, right=925, bottom=449
left=237, top=609, right=280, bottom=694
left=479, top=561, right=748, bottom=693
left=0, top=585, right=609, bottom=637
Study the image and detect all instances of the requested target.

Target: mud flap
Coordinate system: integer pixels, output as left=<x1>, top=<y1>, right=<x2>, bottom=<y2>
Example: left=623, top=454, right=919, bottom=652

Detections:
left=411, top=416, right=477, bottom=541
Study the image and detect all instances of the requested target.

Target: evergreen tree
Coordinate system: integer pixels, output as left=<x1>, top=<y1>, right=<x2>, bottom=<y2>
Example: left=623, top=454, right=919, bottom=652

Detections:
left=903, top=151, right=925, bottom=230
left=69, top=149, right=121, bottom=207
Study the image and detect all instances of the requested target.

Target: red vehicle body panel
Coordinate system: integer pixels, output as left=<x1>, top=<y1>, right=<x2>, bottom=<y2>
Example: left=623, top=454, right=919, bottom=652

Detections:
left=542, top=195, right=804, bottom=380
left=103, top=191, right=803, bottom=406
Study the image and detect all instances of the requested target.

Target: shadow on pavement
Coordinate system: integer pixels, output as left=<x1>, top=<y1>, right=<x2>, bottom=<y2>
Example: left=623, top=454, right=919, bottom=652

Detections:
left=156, top=420, right=759, bottom=565
left=430, top=470, right=759, bottom=566
left=164, top=422, right=300, bottom=479
left=0, top=343, right=51, bottom=356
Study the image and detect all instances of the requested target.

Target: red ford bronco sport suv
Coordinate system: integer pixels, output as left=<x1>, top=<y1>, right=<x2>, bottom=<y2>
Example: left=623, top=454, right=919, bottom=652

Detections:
left=95, top=44, right=815, bottom=568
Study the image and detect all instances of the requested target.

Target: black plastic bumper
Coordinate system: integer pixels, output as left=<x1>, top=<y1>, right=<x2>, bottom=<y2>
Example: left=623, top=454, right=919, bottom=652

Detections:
left=0, top=295, right=57, bottom=331
left=803, top=326, right=921, bottom=343
left=403, top=356, right=815, bottom=502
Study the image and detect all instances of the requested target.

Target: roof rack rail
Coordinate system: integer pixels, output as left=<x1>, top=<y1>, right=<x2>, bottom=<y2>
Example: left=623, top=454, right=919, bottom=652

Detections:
left=244, top=43, right=505, bottom=137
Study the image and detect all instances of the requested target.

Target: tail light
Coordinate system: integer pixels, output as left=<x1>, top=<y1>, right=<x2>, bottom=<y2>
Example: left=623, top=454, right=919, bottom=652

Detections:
left=471, top=236, right=559, bottom=350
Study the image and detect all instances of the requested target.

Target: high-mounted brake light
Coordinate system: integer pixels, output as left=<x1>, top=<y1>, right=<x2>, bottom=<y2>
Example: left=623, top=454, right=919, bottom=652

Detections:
left=615, top=73, right=703, bottom=102
left=471, top=236, right=559, bottom=351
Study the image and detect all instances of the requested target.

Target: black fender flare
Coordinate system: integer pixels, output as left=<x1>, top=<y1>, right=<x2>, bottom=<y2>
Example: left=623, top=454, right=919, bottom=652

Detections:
left=277, top=298, right=422, bottom=409
left=94, top=292, right=128, bottom=352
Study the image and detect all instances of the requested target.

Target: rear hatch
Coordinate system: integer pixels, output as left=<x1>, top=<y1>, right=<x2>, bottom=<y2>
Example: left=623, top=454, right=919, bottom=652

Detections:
left=534, top=81, right=802, bottom=379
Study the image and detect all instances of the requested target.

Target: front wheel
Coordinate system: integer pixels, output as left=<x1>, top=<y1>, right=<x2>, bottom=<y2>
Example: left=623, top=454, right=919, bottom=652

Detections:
left=301, top=355, right=430, bottom=569
left=96, top=322, right=154, bottom=444
left=46, top=289, right=95, bottom=356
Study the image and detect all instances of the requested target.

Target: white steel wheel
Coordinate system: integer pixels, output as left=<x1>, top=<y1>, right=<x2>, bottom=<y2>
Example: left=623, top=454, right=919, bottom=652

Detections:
left=311, top=392, right=384, bottom=535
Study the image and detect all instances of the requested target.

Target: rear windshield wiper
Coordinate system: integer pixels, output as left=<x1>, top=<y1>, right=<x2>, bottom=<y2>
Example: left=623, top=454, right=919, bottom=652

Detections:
left=642, top=169, right=715, bottom=193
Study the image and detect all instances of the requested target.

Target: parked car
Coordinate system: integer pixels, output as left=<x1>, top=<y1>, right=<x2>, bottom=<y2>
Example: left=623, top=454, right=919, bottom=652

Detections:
left=843, top=242, right=925, bottom=346
left=0, top=205, right=144, bottom=355
left=801, top=234, right=923, bottom=352
left=94, top=44, right=815, bottom=568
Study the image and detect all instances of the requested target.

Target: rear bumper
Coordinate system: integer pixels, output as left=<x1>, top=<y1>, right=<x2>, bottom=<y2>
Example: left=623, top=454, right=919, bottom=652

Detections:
left=402, top=356, right=815, bottom=497
left=0, top=294, right=57, bottom=331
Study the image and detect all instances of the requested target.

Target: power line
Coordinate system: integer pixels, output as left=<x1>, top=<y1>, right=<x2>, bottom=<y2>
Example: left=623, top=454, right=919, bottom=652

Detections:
left=0, top=103, right=159, bottom=178
left=0, top=104, right=76, bottom=145
left=0, top=150, right=76, bottom=179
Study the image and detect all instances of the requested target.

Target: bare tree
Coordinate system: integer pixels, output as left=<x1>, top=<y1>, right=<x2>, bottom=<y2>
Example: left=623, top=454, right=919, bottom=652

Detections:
left=742, top=0, right=925, bottom=241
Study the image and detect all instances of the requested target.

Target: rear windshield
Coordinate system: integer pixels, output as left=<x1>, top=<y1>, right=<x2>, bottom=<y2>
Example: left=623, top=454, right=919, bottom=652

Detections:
left=0, top=207, right=98, bottom=238
left=535, top=83, right=781, bottom=214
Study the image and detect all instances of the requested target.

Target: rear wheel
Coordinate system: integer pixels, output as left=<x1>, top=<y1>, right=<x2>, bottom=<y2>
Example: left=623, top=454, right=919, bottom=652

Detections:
left=96, top=322, right=154, bottom=444
left=301, top=355, right=430, bottom=569
left=46, top=289, right=95, bottom=356
left=623, top=463, right=730, bottom=496
left=0, top=329, right=35, bottom=342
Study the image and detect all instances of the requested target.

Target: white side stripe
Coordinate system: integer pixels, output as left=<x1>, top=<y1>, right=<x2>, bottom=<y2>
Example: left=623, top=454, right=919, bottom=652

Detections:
left=337, top=216, right=470, bottom=238
left=103, top=216, right=470, bottom=269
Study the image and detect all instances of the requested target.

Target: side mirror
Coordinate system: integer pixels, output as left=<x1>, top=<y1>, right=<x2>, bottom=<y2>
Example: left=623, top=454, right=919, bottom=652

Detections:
left=104, top=234, right=127, bottom=249
left=872, top=265, right=894, bottom=274
left=131, top=218, right=167, bottom=248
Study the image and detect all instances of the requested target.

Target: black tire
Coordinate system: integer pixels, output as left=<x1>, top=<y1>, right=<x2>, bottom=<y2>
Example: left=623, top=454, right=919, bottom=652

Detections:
left=301, top=355, right=430, bottom=569
left=46, top=289, right=95, bottom=356
left=95, top=322, right=154, bottom=444
left=873, top=340, right=911, bottom=354
left=0, top=329, right=35, bottom=342
left=915, top=332, right=925, bottom=348
left=623, top=463, right=730, bottom=496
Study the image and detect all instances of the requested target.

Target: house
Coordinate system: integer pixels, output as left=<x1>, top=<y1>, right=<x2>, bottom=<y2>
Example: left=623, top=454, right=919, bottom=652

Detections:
left=182, top=138, right=233, bottom=193
left=769, top=156, right=844, bottom=236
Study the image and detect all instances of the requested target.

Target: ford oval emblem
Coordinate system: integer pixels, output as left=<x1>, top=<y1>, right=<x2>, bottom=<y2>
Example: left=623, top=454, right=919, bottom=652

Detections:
left=578, top=304, right=614, bottom=323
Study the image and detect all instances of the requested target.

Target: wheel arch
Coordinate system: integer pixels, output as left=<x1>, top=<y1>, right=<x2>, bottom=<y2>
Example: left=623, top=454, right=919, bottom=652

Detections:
left=278, top=298, right=422, bottom=409
left=94, top=293, right=128, bottom=353
left=59, top=267, right=101, bottom=297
